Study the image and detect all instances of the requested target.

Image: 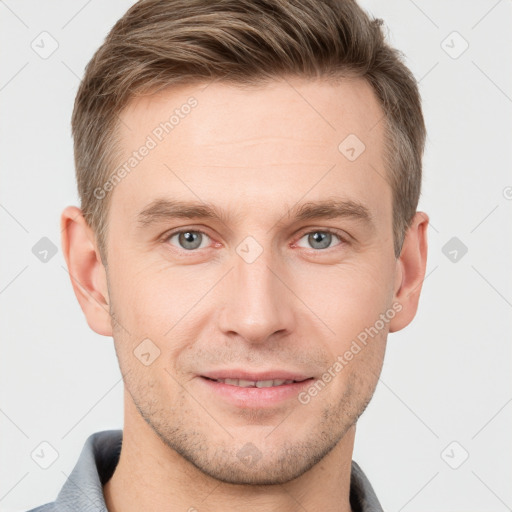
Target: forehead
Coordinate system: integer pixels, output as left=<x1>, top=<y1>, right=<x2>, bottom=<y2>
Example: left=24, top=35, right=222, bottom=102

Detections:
left=110, top=78, right=390, bottom=229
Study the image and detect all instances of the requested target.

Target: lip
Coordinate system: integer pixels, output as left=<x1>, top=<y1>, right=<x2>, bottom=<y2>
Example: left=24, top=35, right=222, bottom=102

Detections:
left=197, top=370, right=315, bottom=409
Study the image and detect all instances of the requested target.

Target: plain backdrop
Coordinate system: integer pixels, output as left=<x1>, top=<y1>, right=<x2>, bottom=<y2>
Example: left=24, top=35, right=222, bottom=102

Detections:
left=1, top=1, right=511, bottom=511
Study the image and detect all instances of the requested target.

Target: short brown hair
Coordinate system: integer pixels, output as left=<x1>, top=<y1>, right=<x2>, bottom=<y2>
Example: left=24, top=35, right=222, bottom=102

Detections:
left=72, top=0, right=426, bottom=261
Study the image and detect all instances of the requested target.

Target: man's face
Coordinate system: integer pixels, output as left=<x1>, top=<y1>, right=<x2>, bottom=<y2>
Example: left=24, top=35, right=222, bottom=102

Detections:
left=104, top=78, right=397, bottom=484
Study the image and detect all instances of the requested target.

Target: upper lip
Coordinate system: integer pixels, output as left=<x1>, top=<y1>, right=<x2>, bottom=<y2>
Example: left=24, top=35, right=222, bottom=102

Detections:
left=200, top=370, right=313, bottom=382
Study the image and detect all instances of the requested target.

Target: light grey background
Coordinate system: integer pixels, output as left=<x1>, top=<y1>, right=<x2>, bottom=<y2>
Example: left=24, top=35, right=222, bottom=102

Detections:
left=1, top=1, right=511, bottom=511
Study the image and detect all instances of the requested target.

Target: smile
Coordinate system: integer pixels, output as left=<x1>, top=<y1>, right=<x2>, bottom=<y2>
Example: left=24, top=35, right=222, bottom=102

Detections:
left=204, top=377, right=306, bottom=388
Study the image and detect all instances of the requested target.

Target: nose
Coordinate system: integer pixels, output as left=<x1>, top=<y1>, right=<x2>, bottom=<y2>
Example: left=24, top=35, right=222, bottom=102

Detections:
left=217, top=245, right=296, bottom=345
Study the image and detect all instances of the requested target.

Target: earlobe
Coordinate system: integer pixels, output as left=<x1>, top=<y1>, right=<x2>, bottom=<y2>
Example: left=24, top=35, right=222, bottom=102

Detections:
left=61, top=206, right=113, bottom=336
left=388, top=211, right=429, bottom=333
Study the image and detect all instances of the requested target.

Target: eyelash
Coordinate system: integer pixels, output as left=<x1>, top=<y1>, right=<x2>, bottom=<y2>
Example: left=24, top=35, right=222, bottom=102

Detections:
left=163, top=227, right=347, bottom=253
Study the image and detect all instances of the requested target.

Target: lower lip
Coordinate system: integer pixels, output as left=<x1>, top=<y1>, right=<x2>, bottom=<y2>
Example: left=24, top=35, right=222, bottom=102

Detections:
left=198, top=377, right=314, bottom=408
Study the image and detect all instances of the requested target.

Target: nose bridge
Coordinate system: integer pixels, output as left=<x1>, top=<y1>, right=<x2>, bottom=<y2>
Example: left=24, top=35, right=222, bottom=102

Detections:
left=218, top=238, right=294, bottom=343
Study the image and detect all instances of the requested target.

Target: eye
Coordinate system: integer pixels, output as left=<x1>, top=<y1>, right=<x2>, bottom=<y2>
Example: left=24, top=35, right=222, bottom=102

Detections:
left=166, top=230, right=211, bottom=251
left=295, top=229, right=344, bottom=250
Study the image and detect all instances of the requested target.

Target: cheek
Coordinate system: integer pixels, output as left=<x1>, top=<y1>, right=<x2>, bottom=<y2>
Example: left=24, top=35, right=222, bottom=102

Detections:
left=107, top=256, right=191, bottom=329
left=293, top=259, right=395, bottom=338
left=107, top=260, right=218, bottom=370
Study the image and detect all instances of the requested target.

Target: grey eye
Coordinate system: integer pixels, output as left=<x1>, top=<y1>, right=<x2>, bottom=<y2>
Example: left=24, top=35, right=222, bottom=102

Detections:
left=296, top=231, right=341, bottom=250
left=309, top=232, right=331, bottom=249
left=169, top=231, right=209, bottom=250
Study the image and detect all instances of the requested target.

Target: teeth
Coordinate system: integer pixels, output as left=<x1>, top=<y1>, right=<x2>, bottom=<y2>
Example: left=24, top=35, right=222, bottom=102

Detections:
left=238, top=379, right=255, bottom=387
left=215, top=378, right=296, bottom=387
left=256, top=380, right=279, bottom=388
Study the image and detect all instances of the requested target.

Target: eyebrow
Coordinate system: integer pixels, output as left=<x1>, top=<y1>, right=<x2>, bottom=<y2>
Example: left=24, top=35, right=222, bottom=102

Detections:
left=136, top=198, right=373, bottom=229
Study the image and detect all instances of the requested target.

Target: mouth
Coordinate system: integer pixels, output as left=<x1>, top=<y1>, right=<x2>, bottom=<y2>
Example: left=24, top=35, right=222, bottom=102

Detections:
left=197, top=371, right=315, bottom=408
left=201, top=376, right=312, bottom=388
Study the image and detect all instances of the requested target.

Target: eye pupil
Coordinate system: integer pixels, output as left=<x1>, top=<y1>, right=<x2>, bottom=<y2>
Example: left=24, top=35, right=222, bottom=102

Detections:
left=308, top=231, right=331, bottom=250
left=179, top=231, right=202, bottom=250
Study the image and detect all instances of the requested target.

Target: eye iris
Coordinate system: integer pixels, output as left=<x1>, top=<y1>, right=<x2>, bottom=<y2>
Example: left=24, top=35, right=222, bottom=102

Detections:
left=309, top=231, right=331, bottom=250
left=179, top=231, right=202, bottom=250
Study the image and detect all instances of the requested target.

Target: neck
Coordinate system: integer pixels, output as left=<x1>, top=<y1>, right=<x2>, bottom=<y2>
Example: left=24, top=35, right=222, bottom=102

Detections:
left=103, top=396, right=356, bottom=512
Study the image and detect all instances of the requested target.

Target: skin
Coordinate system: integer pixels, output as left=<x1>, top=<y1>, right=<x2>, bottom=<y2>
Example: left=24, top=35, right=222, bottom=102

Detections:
left=62, top=77, right=428, bottom=512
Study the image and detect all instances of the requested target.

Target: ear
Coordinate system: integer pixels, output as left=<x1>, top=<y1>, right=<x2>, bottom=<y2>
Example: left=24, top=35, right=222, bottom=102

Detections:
left=61, top=206, right=112, bottom=336
left=388, top=211, right=429, bottom=333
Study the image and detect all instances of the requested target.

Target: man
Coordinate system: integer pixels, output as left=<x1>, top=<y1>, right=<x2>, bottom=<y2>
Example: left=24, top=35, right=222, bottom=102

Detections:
left=28, top=0, right=428, bottom=510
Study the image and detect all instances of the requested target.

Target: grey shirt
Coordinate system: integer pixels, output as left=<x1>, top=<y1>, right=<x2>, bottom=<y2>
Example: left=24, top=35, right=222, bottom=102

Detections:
left=26, top=430, right=384, bottom=511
